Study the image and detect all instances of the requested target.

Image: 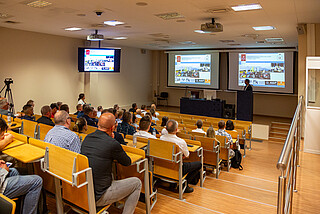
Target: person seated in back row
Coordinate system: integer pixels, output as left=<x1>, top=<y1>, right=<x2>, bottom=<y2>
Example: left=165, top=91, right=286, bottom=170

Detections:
left=160, top=119, right=202, bottom=193
left=0, top=118, right=43, bottom=214
left=82, top=106, right=97, bottom=127
left=74, top=104, right=83, bottom=115
left=117, top=112, right=136, bottom=137
left=192, top=120, right=206, bottom=135
left=20, top=104, right=35, bottom=121
left=50, top=103, right=59, bottom=119
left=134, top=116, right=157, bottom=139
left=216, top=120, right=235, bottom=157
left=81, top=113, right=142, bottom=214
left=73, top=118, right=88, bottom=134
left=37, top=105, right=55, bottom=126
left=44, top=110, right=81, bottom=153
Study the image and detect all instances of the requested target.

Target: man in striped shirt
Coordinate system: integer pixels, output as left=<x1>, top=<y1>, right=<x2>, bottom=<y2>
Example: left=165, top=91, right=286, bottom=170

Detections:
left=44, top=110, right=81, bottom=153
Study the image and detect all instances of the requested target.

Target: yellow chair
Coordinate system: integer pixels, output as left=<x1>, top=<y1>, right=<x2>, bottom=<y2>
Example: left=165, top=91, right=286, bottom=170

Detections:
left=34, top=114, right=41, bottom=121
left=78, top=133, right=87, bottom=142
left=176, top=132, right=193, bottom=140
left=37, top=123, right=53, bottom=141
left=8, top=131, right=28, bottom=143
left=86, top=125, right=97, bottom=135
left=189, top=131, right=206, bottom=138
left=194, top=136, right=221, bottom=178
left=40, top=142, right=110, bottom=213
left=147, top=138, right=186, bottom=200
left=20, top=119, right=38, bottom=138
left=226, top=130, right=239, bottom=150
left=215, top=135, right=231, bottom=172
left=0, top=194, right=16, bottom=214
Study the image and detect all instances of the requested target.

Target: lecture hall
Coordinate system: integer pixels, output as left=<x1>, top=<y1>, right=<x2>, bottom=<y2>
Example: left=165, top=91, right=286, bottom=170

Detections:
left=0, top=0, right=320, bottom=213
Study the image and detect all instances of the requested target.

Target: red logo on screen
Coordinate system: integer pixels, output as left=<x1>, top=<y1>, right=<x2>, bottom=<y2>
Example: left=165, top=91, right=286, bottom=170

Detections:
left=241, top=54, right=246, bottom=61
left=177, top=56, right=181, bottom=62
left=86, top=50, right=90, bottom=55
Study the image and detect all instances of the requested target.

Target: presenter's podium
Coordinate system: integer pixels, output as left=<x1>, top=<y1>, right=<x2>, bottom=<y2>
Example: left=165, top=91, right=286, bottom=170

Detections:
left=180, top=97, right=223, bottom=118
left=237, top=91, right=253, bottom=121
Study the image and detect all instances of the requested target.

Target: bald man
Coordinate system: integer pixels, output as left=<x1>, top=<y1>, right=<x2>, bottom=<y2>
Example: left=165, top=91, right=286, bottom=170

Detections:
left=81, top=113, right=142, bottom=214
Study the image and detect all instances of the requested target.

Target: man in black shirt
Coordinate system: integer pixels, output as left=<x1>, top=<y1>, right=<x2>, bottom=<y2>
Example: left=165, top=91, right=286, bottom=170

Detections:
left=82, top=106, right=97, bottom=127
left=36, top=105, right=55, bottom=126
left=244, top=79, right=253, bottom=91
left=81, top=113, right=142, bottom=214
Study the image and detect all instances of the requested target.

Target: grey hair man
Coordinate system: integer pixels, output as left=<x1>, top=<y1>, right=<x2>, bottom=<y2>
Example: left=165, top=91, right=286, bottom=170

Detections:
left=36, top=105, right=55, bottom=126
left=44, top=110, right=81, bottom=153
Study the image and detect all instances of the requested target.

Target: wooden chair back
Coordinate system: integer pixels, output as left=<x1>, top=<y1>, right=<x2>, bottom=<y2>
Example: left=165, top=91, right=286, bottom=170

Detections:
left=78, top=133, right=87, bottom=142
left=184, top=139, right=201, bottom=147
left=194, top=136, right=217, bottom=151
left=85, top=125, right=97, bottom=134
left=215, top=135, right=229, bottom=161
left=0, top=194, right=16, bottom=214
left=69, top=121, right=75, bottom=131
left=21, top=119, right=38, bottom=138
left=8, top=131, right=28, bottom=143
left=226, top=130, right=239, bottom=139
left=189, top=131, right=206, bottom=138
left=215, top=135, right=227, bottom=147
left=38, top=123, right=53, bottom=140
left=176, top=132, right=193, bottom=140
left=13, top=117, right=22, bottom=123
left=182, top=119, right=196, bottom=125
left=34, top=114, right=41, bottom=121
left=183, top=123, right=196, bottom=129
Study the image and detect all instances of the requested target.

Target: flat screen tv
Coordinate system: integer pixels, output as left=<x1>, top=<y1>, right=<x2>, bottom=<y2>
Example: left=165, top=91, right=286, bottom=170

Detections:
left=78, top=48, right=121, bottom=72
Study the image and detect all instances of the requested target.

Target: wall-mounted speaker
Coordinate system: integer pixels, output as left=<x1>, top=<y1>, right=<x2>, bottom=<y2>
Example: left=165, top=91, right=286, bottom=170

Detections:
left=297, top=24, right=305, bottom=35
left=223, top=104, right=235, bottom=119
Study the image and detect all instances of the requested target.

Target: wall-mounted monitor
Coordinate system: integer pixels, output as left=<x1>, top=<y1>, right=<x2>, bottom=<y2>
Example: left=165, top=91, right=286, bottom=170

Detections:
left=78, top=48, right=121, bottom=72
left=167, top=50, right=219, bottom=89
left=228, top=51, right=294, bottom=93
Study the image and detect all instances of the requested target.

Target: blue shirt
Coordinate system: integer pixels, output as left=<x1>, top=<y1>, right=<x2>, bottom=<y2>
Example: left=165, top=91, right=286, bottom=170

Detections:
left=44, top=125, right=81, bottom=153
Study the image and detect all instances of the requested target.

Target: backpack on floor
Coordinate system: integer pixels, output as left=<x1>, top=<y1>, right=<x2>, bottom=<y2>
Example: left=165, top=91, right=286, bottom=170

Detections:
left=231, top=149, right=243, bottom=170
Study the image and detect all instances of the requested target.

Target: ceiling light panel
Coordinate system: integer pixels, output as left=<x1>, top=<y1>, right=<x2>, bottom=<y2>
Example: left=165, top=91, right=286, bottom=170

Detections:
left=104, top=20, right=125, bottom=26
left=265, top=38, right=284, bottom=43
left=231, top=3, right=262, bottom=11
left=26, top=0, right=52, bottom=8
left=64, top=27, right=82, bottom=31
left=253, top=26, right=276, bottom=31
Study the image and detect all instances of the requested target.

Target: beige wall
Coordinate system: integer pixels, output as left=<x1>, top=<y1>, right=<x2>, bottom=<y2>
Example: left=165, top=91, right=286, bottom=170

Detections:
left=152, top=51, right=298, bottom=118
left=0, top=27, right=153, bottom=114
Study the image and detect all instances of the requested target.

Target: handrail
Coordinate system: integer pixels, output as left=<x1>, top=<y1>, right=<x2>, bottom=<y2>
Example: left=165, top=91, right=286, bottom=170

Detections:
left=277, top=96, right=303, bottom=171
left=276, top=96, right=303, bottom=214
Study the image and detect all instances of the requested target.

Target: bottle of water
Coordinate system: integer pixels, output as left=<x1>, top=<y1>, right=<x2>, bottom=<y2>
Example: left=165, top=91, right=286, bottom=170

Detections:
left=133, top=136, right=137, bottom=148
left=152, top=128, right=156, bottom=137
left=7, top=112, right=11, bottom=124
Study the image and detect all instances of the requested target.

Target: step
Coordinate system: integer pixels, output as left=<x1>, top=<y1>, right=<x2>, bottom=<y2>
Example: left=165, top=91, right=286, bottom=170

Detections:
left=269, top=136, right=286, bottom=143
left=269, top=127, right=289, bottom=134
left=271, top=122, right=291, bottom=129
left=269, top=132, right=288, bottom=138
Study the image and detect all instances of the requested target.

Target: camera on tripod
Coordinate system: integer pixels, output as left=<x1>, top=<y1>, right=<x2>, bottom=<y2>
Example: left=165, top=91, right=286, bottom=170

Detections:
left=4, top=78, right=13, bottom=85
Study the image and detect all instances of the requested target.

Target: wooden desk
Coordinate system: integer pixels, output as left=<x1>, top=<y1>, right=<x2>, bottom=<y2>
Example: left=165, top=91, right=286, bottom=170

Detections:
left=187, top=145, right=200, bottom=152
left=126, top=139, right=147, bottom=149
left=126, top=152, right=144, bottom=164
left=7, top=122, right=22, bottom=130
left=2, top=140, right=25, bottom=151
left=3, top=144, right=45, bottom=163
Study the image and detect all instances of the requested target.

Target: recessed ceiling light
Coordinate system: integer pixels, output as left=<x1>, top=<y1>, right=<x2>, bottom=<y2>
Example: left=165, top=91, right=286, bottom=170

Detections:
left=253, top=26, right=275, bottom=31
left=206, top=8, right=230, bottom=13
left=104, top=20, right=125, bottom=26
left=64, top=27, right=82, bottom=31
left=179, top=41, right=196, bottom=45
left=77, top=14, right=86, bottom=17
left=26, top=0, right=52, bottom=8
left=265, top=38, right=284, bottom=43
left=176, top=19, right=186, bottom=23
left=194, top=30, right=206, bottom=34
left=113, top=37, right=128, bottom=40
left=231, top=3, right=262, bottom=11
left=136, top=2, right=148, bottom=6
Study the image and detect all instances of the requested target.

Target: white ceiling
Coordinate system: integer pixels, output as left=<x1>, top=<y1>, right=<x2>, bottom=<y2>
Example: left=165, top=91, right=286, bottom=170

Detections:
left=0, top=0, right=319, bottom=50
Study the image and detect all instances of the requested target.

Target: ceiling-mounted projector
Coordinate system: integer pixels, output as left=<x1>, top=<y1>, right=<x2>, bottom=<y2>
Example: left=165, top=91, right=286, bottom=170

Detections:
left=201, top=18, right=223, bottom=33
left=87, top=30, right=104, bottom=41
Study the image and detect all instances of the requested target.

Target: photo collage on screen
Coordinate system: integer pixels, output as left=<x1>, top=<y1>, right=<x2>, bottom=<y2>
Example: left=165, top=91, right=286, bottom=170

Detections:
left=84, top=49, right=115, bottom=71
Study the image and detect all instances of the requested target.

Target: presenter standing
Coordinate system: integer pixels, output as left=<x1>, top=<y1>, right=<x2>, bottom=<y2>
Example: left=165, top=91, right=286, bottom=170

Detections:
left=78, top=93, right=86, bottom=105
left=244, top=79, right=253, bottom=91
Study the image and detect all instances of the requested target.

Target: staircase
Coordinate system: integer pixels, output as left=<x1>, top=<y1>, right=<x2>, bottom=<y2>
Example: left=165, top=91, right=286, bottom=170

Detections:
left=269, top=122, right=291, bottom=144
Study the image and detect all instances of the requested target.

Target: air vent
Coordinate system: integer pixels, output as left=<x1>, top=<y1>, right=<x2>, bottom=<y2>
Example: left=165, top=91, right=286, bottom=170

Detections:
left=265, top=38, right=284, bottom=43
left=241, top=34, right=259, bottom=39
left=206, top=8, right=230, bottom=13
left=149, top=33, right=170, bottom=38
left=179, top=41, right=196, bottom=45
left=256, top=41, right=266, bottom=44
left=228, top=43, right=241, bottom=46
left=155, top=12, right=184, bottom=20
left=220, top=40, right=235, bottom=43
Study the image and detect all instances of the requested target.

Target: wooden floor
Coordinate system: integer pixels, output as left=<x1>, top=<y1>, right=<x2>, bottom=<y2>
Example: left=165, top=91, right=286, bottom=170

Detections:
left=46, top=139, right=320, bottom=213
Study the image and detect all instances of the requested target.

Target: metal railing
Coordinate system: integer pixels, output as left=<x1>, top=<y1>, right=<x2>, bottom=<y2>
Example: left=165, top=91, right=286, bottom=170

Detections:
left=276, top=96, right=303, bottom=214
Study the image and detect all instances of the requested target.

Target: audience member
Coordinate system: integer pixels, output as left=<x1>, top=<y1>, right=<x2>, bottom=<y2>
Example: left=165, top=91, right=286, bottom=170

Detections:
left=20, top=104, right=35, bottom=121
left=0, top=98, right=12, bottom=116
left=26, top=99, right=35, bottom=108
left=81, top=113, right=142, bottom=214
left=129, top=103, right=137, bottom=113
left=77, top=104, right=89, bottom=119
left=113, top=104, right=120, bottom=111
left=73, top=118, right=88, bottom=134
left=226, top=120, right=234, bottom=131
left=116, top=110, right=123, bottom=124
left=117, top=112, right=136, bottom=137
left=37, top=105, right=55, bottom=126
left=160, top=119, right=202, bottom=193
left=82, top=106, right=98, bottom=127
left=216, top=120, right=234, bottom=157
left=150, top=104, right=159, bottom=116
left=145, top=112, right=159, bottom=135
left=78, top=93, right=86, bottom=105
left=192, top=120, right=206, bottom=135
left=57, top=102, right=63, bottom=110
left=135, top=109, right=142, bottom=118
left=102, top=109, right=126, bottom=144
left=132, top=114, right=139, bottom=129
left=133, top=116, right=157, bottom=139
left=60, top=104, right=70, bottom=113
left=97, top=106, right=103, bottom=118
left=140, top=105, right=147, bottom=115
left=44, top=110, right=81, bottom=153
left=50, top=103, right=59, bottom=118
left=74, top=104, right=83, bottom=115
left=150, top=108, right=159, bottom=122
left=206, top=126, right=216, bottom=138
left=161, top=116, right=169, bottom=135
left=0, top=118, right=43, bottom=214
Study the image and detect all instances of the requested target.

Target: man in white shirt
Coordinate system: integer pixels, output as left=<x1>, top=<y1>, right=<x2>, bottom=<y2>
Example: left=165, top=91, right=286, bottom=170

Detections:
left=133, top=116, right=157, bottom=139
left=160, top=120, right=202, bottom=193
left=150, top=104, right=160, bottom=117
left=192, top=120, right=206, bottom=135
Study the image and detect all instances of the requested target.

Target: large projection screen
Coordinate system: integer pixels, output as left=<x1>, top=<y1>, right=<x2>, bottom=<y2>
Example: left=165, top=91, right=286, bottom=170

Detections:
left=228, top=51, right=294, bottom=93
left=167, top=51, right=219, bottom=89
